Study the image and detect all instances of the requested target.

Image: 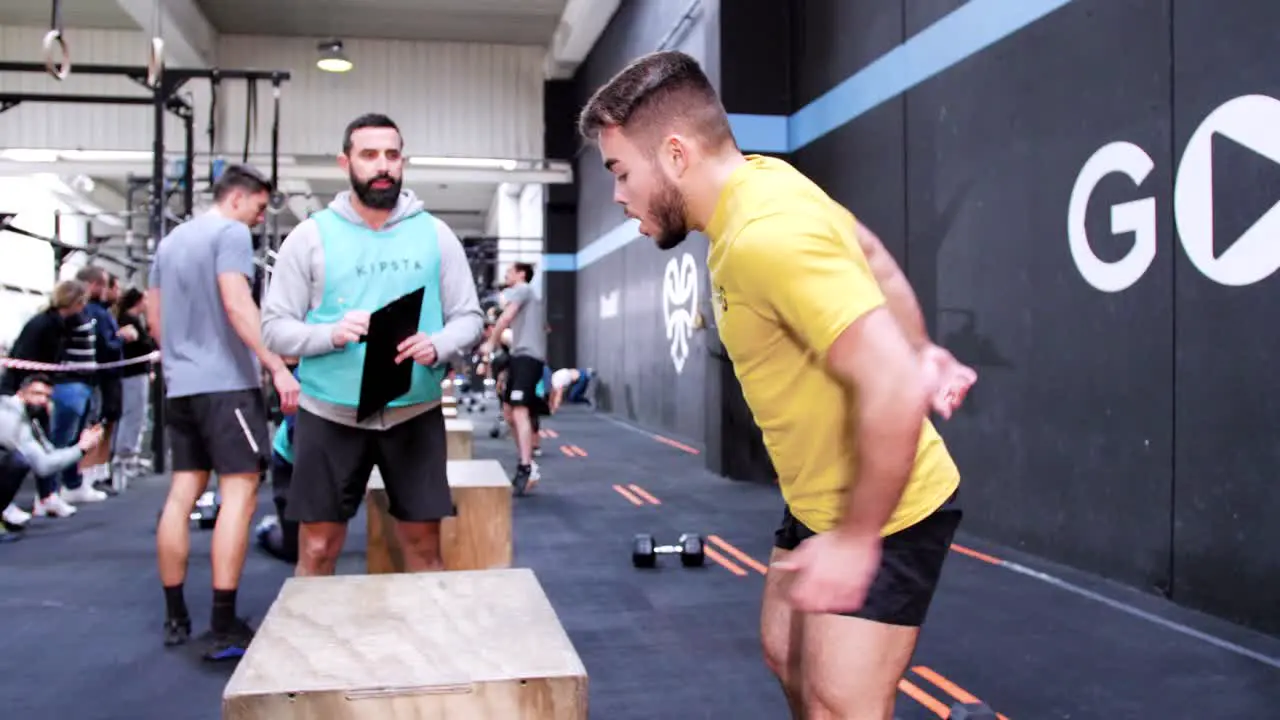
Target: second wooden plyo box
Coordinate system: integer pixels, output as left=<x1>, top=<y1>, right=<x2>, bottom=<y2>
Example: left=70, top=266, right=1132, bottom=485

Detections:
left=366, top=459, right=512, bottom=573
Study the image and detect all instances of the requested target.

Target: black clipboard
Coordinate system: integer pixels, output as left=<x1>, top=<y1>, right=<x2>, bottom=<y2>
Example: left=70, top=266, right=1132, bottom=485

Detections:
left=357, top=286, right=425, bottom=423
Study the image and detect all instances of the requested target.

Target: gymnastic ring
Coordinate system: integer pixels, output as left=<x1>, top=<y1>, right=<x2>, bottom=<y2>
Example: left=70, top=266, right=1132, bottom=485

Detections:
left=146, top=36, right=165, bottom=87
left=42, top=29, right=70, bottom=80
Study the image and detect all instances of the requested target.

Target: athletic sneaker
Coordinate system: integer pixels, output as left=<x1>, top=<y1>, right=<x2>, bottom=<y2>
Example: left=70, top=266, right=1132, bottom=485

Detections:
left=511, top=464, right=532, bottom=496
left=32, top=494, right=77, bottom=518
left=164, top=616, right=192, bottom=647
left=61, top=484, right=108, bottom=504
left=200, top=617, right=256, bottom=662
left=3, top=503, right=31, bottom=530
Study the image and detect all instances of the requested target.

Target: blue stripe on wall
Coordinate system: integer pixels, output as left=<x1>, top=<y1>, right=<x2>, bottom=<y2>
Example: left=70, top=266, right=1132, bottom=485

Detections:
left=547, top=0, right=1076, bottom=272
left=542, top=253, right=577, bottom=272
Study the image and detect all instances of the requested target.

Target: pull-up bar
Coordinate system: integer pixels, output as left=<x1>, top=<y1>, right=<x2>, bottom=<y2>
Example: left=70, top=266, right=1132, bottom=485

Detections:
left=0, top=61, right=291, bottom=242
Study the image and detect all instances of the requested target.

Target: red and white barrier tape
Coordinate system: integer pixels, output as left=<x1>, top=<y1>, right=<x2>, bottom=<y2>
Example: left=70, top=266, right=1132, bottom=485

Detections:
left=0, top=351, right=160, bottom=373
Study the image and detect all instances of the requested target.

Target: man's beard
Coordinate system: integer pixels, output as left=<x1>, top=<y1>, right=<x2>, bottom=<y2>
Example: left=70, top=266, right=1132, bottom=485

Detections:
left=649, top=174, right=690, bottom=251
left=350, top=170, right=402, bottom=210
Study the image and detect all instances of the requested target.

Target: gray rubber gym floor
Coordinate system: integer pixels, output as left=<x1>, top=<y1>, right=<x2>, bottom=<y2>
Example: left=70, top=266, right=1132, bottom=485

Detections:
left=2, top=403, right=1279, bottom=719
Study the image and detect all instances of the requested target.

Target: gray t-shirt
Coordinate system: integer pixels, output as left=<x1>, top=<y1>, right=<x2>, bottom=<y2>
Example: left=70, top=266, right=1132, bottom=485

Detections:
left=504, top=283, right=545, bottom=361
left=148, top=212, right=261, bottom=398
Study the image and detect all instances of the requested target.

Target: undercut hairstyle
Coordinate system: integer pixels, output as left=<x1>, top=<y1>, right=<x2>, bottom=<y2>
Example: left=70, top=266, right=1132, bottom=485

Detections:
left=74, top=266, right=107, bottom=285
left=343, top=113, right=402, bottom=154
left=578, top=51, right=735, bottom=151
left=20, top=373, right=52, bottom=390
left=513, top=262, right=535, bottom=283
left=212, top=164, right=273, bottom=202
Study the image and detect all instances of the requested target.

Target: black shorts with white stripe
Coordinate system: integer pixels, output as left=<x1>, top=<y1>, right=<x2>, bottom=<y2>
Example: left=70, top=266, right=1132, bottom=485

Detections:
left=165, top=388, right=270, bottom=476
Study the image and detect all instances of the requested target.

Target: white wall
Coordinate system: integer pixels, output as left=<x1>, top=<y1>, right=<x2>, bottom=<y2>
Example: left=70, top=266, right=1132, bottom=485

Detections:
left=0, top=25, right=210, bottom=152
left=0, top=26, right=547, bottom=163
left=0, top=176, right=92, bottom=345
left=214, top=35, right=545, bottom=159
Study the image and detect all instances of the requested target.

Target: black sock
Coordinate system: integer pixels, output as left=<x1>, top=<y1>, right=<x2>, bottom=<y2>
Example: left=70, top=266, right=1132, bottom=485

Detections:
left=211, top=588, right=238, bottom=634
left=163, top=584, right=188, bottom=621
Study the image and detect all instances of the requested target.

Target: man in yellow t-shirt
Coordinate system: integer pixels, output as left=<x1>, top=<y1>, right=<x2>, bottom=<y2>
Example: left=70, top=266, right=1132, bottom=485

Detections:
left=579, top=51, right=977, bottom=718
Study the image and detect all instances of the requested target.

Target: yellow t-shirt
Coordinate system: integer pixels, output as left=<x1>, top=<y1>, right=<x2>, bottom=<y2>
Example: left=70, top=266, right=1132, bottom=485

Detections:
left=705, top=155, right=960, bottom=537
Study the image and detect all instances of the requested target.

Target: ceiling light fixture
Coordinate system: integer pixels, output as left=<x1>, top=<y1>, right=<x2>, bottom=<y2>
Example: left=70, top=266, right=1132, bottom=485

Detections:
left=316, top=39, right=352, bottom=73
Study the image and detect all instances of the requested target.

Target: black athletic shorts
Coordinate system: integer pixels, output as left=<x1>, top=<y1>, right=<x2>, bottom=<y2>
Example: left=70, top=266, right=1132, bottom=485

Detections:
left=774, top=490, right=962, bottom=627
left=502, top=355, right=545, bottom=409
left=165, top=388, right=270, bottom=476
left=286, top=406, right=452, bottom=524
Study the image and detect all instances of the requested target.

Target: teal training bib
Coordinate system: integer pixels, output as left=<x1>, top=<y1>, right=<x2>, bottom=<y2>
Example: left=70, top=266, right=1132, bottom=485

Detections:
left=297, top=209, right=446, bottom=409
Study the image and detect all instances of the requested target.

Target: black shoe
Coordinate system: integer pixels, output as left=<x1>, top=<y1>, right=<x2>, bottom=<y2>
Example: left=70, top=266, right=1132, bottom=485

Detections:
left=511, top=465, right=531, bottom=497
left=93, top=480, right=119, bottom=497
left=164, top=616, right=192, bottom=647
left=200, top=617, right=256, bottom=662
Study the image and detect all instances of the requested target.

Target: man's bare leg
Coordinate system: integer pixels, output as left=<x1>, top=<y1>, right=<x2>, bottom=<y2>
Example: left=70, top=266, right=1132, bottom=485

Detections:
left=800, top=611, right=919, bottom=720
left=510, top=404, right=534, bottom=465
left=157, top=470, right=210, bottom=588
left=393, top=520, right=444, bottom=572
left=210, top=473, right=260, bottom=590
left=156, top=469, right=209, bottom=643
left=761, top=547, right=808, bottom=718
left=296, top=521, right=348, bottom=576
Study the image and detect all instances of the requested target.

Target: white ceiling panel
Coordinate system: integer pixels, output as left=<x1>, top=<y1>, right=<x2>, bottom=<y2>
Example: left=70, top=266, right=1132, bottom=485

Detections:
left=193, top=0, right=567, bottom=44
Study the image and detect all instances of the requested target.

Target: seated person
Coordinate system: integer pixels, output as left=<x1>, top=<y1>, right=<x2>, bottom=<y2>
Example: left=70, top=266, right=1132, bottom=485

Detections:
left=0, top=374, right=105, bottom=540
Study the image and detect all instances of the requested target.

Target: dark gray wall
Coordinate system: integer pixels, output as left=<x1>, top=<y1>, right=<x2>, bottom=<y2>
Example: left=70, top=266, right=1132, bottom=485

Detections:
left=789, top=0, right=1280, bottom=636
left=571, top=0, right=720, bottom=449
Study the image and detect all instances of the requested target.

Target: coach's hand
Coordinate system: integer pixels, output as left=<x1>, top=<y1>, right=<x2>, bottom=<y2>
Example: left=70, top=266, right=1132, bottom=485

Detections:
left=396, top=333, right=438, bottom=366
left=331, top=310, right=371, bottom=348
left=772, top=531, right=881, bottom=614
left=272, top=366, right=301, bottom=414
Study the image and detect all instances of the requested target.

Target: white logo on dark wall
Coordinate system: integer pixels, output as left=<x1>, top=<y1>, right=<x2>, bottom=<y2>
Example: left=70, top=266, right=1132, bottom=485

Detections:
left=1068, top=93, right=1280, bottom=291
left=662, top=253, right=698, bottom=375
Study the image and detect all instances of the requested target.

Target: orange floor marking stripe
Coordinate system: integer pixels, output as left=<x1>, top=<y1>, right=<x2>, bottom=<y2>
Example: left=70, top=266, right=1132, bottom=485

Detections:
left=950, top=543, right=1002, bottom=565
left=912, top=667, right=1009, bottom=720
left=559, top=445, right=576, bottom=458
left=706, top=535, right=769, bottom=575
left=897, top=679, right=949, bottom=717
left=627, top=484, right=661, bottom=505
left=703, top=546, right=747, bottom=576
left=569, top=445, right=588, bottom=457
left=652, top=434, right=700, bottom=455
left=612, top=484, right=644, bottom=506
left=545, top=429, right=559, bottom=438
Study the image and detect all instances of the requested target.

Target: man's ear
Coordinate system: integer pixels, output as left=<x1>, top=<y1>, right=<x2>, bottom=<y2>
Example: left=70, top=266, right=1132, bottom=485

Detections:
left=665, top=134, right=692, bottom=177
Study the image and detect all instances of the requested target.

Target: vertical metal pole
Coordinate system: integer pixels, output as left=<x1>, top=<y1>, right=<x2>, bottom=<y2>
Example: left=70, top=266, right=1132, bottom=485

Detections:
left=183, top=108, right=195, bottom=218
left=150, top=73, right=168, bottom=473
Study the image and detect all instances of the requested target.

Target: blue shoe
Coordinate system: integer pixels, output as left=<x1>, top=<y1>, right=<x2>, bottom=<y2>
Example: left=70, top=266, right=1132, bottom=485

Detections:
left=200, top=618, right=255, bottom=662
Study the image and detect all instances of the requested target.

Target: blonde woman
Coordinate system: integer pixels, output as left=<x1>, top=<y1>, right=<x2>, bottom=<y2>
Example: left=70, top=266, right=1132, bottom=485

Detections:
left=0, top=279, right=90, bottom=521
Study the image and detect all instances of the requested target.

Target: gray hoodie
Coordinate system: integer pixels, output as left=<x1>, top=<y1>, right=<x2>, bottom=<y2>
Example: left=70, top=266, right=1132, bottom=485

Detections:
left=0, top=395, right=84, bottom=477
left=261, top=190, right=484, bottom=430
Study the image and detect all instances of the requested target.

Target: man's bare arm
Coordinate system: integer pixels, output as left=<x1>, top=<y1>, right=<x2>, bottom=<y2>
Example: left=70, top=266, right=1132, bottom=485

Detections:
left=490, top=302, right=521, bottom=339
left=217, top=273, right=287, bottom=375
left=826, top=306, right=930, bottom=540
left=144, top=288, right=162, bottom=342
left=853, top=219, right=930, bottom=351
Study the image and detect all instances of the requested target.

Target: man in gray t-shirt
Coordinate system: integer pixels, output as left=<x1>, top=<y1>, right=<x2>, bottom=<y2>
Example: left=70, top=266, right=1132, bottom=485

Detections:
left=145, top=164, right=299, bottom=661
left=484, top=262, right=545, bottom=493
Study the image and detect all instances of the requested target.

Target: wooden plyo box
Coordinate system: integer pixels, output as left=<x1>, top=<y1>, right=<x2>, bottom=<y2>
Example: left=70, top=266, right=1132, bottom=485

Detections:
left=222, top=569, right=588, bottom=720
left=445, top=418, right=474, bottom=460
left=443, top=394, right=459, bottom=418
left=366, top=459, right=512, bottom=574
